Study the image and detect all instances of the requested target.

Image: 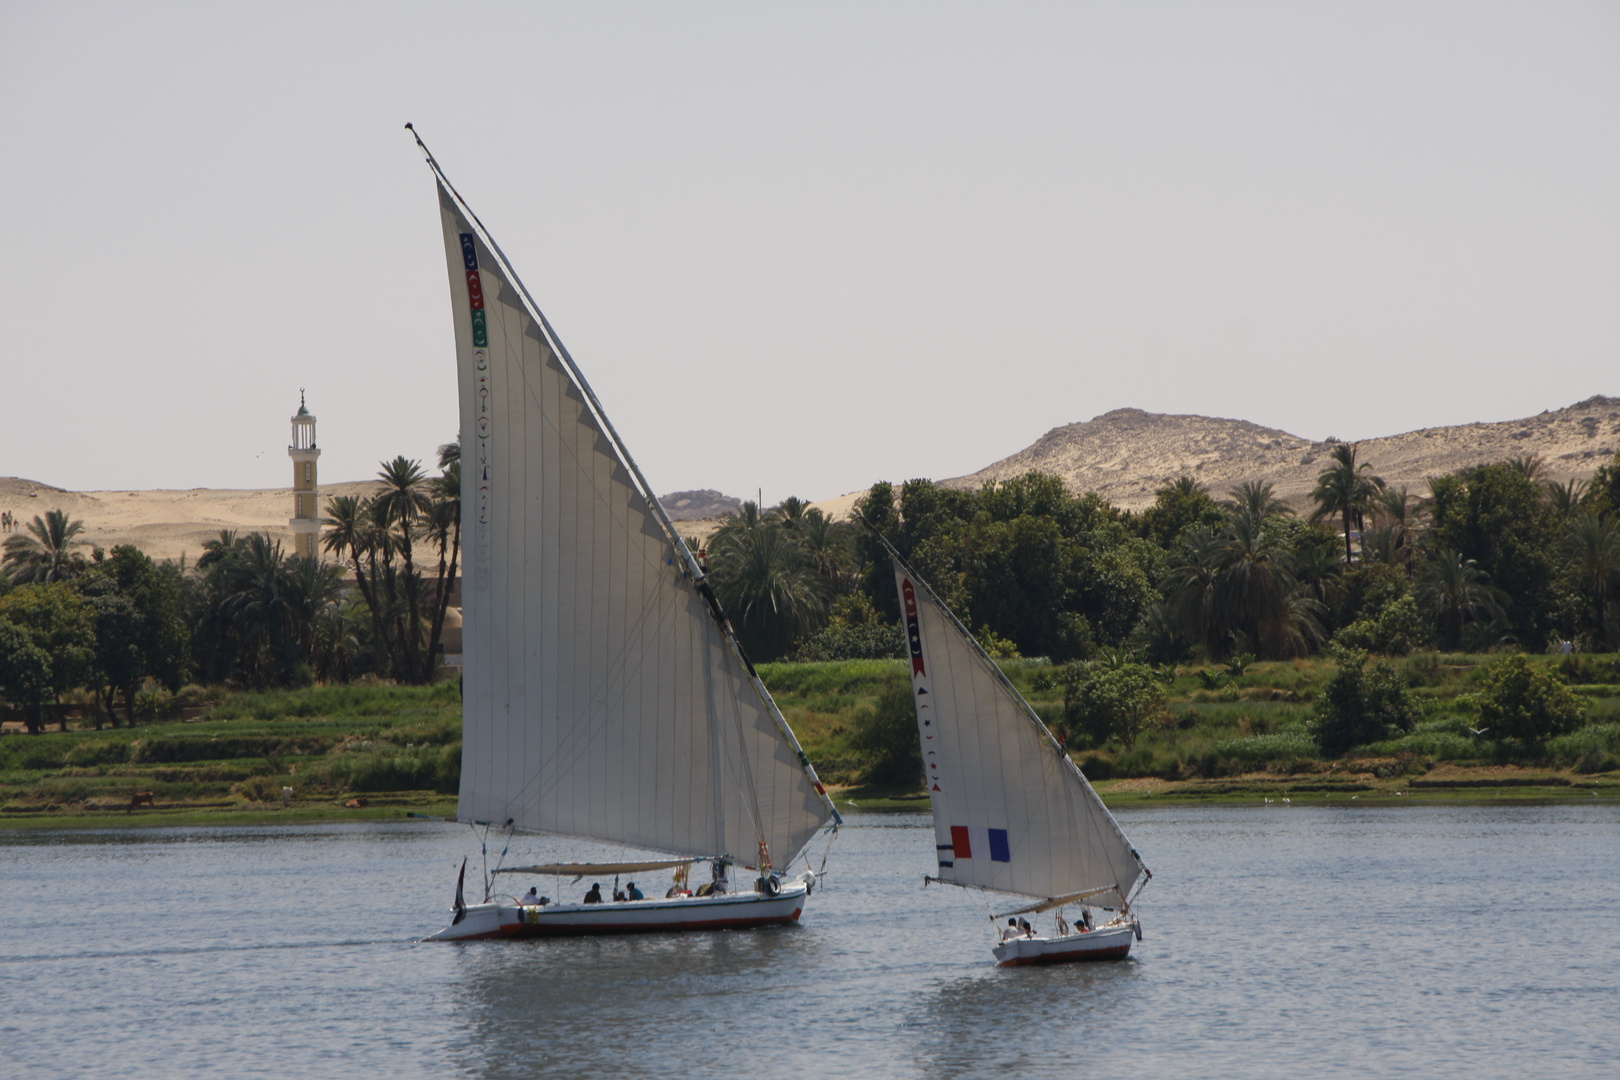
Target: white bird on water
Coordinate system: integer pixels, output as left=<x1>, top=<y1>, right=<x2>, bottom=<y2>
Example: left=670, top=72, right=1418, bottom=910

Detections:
left=1282, top=797, right=1291, bottom=804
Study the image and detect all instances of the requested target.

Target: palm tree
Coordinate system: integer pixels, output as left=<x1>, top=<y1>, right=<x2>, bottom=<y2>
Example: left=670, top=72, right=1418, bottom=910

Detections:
left=768, top=496, right=811, bottom=530
left=1564, top=512, right=1620, bottom=649
left=2, top=509, right=88, bottom=583
left=1214, top=508, right=1320, bottom=659
left=1362, top=486, right=1421, bottom=569
left=1506, top=454, right=1547, bottom=482
left=218, top=533, right=293, bottom=686
left=281, top=555, right=346, bottom=672
left=1310, top=443, right=1383, bottom=564
left=1416, top=548, right=1506, bottom=649
left=1544, top=478, right=1587, bottom=519
left=1161, top=523, right=1225, bottom=655
left=707, top=515, right=828, bottom=661
left=423, top=455, right=462, bottom=673
left=197, top=529, right=240, bottom=572
left=323, top=494, right=391, bottom=676
left=798, top=508, right=854, bottom=593
left=1225, top=480, right=1294, bottom=524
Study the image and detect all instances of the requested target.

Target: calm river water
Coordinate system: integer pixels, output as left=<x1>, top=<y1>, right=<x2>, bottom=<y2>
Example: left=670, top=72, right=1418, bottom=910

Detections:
left=2, top=804, right=1616, bottom=1078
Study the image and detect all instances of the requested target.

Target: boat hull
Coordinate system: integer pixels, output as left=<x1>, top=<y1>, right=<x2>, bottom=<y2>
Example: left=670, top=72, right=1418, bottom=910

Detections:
left=992, top=922, right=1136, bottom=966
left=424, top=882, right=809, bottom=941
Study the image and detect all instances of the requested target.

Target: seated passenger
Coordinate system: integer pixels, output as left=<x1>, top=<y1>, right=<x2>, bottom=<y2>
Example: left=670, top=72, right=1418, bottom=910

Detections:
left=1019, top=917, right=1034, bottom=938
left=583, top=883, right=604, bottom=904
left=1001, top=918, right=1021, bottom=943
left=613, top=887, right=628, bottom=902
left=626, top=881, right=644, bottom=900
left=521, top=887, right=542, bottom=906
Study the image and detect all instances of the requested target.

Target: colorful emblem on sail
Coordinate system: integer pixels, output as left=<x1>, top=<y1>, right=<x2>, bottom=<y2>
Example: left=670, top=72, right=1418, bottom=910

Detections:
left=902, top=578, right=926, bottom=676
left=949, top=826, right=1011, bottom=862
left=460, top=233, right=488, bottom=347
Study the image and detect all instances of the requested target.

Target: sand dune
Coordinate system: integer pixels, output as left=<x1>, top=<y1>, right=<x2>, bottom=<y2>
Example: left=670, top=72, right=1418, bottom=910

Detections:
left=5, top=396, right=1615, bottom=560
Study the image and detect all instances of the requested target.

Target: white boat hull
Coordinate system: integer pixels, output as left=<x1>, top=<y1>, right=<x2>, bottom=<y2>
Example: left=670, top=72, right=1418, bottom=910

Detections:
left=424, top=882, right=810, bottom=941
left=991, top=921, right=1137, bottom=966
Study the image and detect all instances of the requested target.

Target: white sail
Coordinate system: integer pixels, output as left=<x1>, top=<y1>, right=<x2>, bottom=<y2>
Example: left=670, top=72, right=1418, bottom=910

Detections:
left=893, top=562, right=1148, bottom=904
left=434, top=180, right=831, bottom=869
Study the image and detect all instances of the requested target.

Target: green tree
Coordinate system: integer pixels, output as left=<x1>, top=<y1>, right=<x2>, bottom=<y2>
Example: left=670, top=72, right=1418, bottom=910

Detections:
left=1310, top=443, right=1383, bottom=564
left=2, top=509, right=89, bottom=583
left=849, top=676, right=923, bottom=786
left=1137, top=477, right=1224, bottom=548
left=1313, top=650, right=1416, bottom=757
left=0, top=618, right=52, bottom=734
left=423, top=443, right=463, bottom=674
left=1427, top=463, right=1557, bottom=644
left=1563, top=512, right=1620, bottom=649
left=1475, top=654, right=1584, bottom=742
left=1059, top=661, right=1166, bottom=751
left=1415, top=548, right=1506, bottom=649
left=373, top=456, right=435, bottom=681
left=707, top=506, right=828, bottom=662
left=0, top=582, right=99, bottom=704
left=792, top=593, right=901, bottom=661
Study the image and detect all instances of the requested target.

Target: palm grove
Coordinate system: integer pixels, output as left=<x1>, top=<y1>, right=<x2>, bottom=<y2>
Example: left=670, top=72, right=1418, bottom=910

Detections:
left=0, top=445, right=460, bottom=732
left=2, top=438, right=1617, bottom=764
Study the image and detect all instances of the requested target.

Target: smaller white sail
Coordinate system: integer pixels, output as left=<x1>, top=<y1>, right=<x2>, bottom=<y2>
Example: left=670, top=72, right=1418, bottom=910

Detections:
left=891, top=561, right=1148, bottom=906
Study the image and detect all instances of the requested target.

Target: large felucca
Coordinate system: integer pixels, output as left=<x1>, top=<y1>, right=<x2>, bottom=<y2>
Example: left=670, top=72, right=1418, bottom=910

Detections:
left=409, top=128, right=840, bottom=942
left=862, top=522, right=1150, bottom=965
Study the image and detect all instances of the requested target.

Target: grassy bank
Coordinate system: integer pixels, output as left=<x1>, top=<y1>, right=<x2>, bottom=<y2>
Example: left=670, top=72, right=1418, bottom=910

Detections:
left=3, top=654, right=1618, bottom=828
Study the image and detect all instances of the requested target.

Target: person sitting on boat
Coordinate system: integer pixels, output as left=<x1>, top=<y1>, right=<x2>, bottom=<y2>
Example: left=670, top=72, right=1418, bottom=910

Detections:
left=521, top=887, right=548, bottom=907
left=626, top=881, right=644, bottom=900
left=1079, top=908, right=1094, bottom=932
left=1001, top=918, right=1022, bottom=943
left=583, top=883, right=604, bottom=904
left=613, top=886, right=628, bottom=902
left=1019, top=918, right=1035, bottom=938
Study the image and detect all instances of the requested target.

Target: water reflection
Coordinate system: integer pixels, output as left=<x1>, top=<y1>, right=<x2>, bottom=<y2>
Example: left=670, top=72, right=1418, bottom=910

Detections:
left=446, top=926, right=824, bottom=1078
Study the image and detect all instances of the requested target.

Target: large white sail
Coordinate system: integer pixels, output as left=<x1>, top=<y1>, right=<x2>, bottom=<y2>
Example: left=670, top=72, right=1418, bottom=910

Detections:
left=893, top=562, right=1147, bottom=904
left=434, top=179, right=831, bottom=869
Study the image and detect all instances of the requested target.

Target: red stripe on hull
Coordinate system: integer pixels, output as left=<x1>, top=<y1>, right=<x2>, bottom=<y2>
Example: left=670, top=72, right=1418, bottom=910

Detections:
left=996, top=942, right=1132, bottom=966
left=450, top=910, right=802, bottom=941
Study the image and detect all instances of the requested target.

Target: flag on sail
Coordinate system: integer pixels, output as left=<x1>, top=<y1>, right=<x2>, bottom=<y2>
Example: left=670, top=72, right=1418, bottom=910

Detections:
left=436, top=181, right=829, bottom=868
left=895, top=563, right=1147, bottom=904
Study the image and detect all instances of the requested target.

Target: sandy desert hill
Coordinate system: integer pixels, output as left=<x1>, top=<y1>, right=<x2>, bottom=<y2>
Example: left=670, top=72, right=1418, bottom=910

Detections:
left=5, top=397, right=1617, bottom=561
left=940, top=395, right=1620, bottom=511
left=0, top=477, right=729, bottom=563
left=0, top=478, right=387, bottom=565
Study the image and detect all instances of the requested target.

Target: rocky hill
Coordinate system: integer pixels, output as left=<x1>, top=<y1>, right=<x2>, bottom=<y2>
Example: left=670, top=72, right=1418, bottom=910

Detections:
left=942, top=396, right=1620, bottom=510
left=657, top=489, right=743, bottom=521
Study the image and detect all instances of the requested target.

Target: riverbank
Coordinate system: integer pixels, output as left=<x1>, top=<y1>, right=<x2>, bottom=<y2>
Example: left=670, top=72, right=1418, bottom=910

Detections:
left=4, top=656, right=1618, bottom=829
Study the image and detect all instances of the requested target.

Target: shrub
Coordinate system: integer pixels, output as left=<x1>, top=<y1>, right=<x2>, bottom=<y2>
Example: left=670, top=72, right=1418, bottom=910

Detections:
left=1546, top=723, right=1620, bottom=771
left=1333, top=595, right=1430, bottom=656
left=1059, top=662, right=1167, bottom=750
left=1476, top=654, right=1585, bottom=742
left=1313, top=650, right=1417, bottom=757
left=847, top=677, right=922, bottom=786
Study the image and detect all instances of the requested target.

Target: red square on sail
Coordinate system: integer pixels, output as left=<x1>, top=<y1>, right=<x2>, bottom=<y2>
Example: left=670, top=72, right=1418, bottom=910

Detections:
left=950, top=825, right=972, bottom=859
left=465, top=269, right=485, bottom=310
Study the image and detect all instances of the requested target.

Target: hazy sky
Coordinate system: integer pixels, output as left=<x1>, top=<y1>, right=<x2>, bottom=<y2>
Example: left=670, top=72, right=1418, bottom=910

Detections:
left=2, top=1, right=1616, bottom=503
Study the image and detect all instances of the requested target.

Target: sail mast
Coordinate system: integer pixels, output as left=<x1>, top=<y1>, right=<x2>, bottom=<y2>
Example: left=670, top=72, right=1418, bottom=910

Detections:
left=409, top=125, right=840, bottom=849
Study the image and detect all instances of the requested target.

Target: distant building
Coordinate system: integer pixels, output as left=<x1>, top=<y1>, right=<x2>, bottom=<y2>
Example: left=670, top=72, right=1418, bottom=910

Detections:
left=288, top=391, right=321, bottom=559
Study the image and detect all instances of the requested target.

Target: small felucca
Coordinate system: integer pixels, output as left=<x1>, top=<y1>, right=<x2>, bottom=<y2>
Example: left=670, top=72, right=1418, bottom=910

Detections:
left=408, top=128, right=840, bottom=942
left=863, top=521, right=1150, bottom=965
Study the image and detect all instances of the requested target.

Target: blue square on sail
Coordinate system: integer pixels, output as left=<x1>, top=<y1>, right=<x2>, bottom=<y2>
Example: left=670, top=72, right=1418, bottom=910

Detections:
left=460, top=233, right=478, bottom=271
left=988, top=828, right=1011, bottom=863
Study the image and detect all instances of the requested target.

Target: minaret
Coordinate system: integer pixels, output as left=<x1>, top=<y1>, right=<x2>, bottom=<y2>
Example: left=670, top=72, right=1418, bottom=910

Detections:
left=288, top=390, right=321, bottom=559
